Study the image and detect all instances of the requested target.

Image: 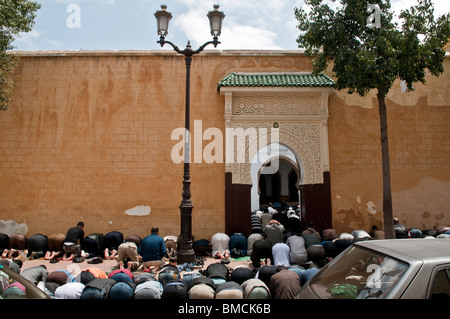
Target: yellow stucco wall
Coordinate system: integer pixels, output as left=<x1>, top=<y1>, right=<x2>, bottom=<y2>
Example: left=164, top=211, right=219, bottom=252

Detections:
left=329, top=58, right=450, bottom=233
left=0, top=50, right=449, bottom=239
left=0, top=50, right=312, bottom=240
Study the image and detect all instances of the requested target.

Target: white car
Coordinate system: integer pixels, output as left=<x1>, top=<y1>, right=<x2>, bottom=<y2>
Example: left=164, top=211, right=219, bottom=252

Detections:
left=297, top=238, right=450, bottom=299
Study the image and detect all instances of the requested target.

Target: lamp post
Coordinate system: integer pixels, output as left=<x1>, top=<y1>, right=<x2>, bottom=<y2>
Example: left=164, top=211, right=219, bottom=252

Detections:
left=154, top=4, right=225, bottom=264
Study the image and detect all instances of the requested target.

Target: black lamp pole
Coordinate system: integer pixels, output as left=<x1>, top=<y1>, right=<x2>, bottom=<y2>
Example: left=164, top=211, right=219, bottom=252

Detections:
left=155, top=5, right=224, bottom=264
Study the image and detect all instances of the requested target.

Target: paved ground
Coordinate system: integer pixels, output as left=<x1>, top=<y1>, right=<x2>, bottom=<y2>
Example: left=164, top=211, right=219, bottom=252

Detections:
left=20, top=255, right=254, bottom=278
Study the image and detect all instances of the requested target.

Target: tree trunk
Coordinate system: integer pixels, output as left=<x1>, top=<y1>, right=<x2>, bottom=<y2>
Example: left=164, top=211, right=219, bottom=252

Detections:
left=377, top=89, right=395, bottom=239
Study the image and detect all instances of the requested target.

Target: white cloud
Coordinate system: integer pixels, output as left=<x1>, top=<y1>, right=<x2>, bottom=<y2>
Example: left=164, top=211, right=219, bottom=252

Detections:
left=171, top=0, right=296, bottom=50
left=391, top=0, right=450, bottom=19
left=434, top=0, right=450, bottom=17
left=12, top=0, right=449, bottom=51
left=219, top=25, right=281, bottom=50
left=13, top=29, right=41, bottom=49
left=13, top=29, right=64, bottom=51
left=173, top=7, right=210, bottom=45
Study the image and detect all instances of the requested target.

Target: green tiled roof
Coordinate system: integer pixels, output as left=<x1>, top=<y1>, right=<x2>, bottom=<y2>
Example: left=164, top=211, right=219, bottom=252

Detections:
left=218, top=72, right=336, bottom=90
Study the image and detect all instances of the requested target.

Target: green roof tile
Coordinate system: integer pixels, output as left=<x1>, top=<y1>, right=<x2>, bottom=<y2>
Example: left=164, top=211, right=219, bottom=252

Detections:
left=218, top=72, right=336, bottom=90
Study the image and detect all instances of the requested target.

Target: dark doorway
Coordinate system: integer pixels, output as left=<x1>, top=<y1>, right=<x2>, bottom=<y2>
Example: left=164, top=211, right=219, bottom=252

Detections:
left=258, top=158, right=298, bottom=207
left=288, top=169, right=298, bottom=202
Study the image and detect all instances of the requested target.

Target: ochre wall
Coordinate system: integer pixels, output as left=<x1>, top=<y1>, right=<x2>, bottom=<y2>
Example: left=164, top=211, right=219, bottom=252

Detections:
left=0, top=50, right=313, bottom=240
left=328, top=58, right=450, bottom=233
left=0, top=51, right=449, bottom=239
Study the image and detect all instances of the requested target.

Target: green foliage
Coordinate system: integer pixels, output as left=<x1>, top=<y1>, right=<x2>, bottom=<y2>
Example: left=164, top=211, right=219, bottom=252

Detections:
left=295, top=0, right=450, bottom=96
left=0, top=0, right=41, bottom=110
left=0, top=53, right=18, bottom=110
left=296, top=0, right=449, bottom=238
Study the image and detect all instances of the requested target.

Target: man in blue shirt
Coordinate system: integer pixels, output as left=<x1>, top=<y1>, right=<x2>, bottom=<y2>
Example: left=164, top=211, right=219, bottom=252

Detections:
left=138, top=227, right=166, bottom=272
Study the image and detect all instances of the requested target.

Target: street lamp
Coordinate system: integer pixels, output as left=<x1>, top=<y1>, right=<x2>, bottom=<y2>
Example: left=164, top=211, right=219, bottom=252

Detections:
left=154, top=4, right=225, bottom=264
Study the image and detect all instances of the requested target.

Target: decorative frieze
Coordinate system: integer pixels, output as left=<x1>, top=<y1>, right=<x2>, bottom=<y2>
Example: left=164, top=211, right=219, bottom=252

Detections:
left=220, top=83, right=332, bottom=187
left=229, top=121, right=321, bottom=185
left=232, top=94, right=321, bottom=116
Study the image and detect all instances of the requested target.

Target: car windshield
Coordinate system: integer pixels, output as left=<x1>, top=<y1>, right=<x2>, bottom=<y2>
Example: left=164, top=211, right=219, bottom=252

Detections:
left=0, top=265, right=49, bottom=299
left=309, top=245, right=409, bottom=299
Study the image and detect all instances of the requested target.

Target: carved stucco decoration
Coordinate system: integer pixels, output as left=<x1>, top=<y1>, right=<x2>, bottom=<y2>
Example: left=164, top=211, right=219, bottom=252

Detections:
left=222, top=90, right=332, bottom=186
left=230, top=121, right=321, bottom=185
left=233, top=95, right=321, bottom=116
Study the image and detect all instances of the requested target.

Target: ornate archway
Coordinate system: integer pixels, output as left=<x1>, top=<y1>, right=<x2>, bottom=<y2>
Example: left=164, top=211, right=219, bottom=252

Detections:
left=219, top=72, right=335, bottom=235
left=250, top=143, right=302, bottom=212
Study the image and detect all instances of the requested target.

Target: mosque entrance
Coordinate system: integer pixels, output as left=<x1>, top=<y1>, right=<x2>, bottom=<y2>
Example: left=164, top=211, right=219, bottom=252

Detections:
left=251, top=143, right=302, bottom=213
left=258, top=158, right=300, bottom=209
left=219, top=72, right=334, bottom=236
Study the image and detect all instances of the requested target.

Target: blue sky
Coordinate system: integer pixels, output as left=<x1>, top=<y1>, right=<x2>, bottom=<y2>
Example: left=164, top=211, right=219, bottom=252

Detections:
left=11, top=0, right=450, bottom=51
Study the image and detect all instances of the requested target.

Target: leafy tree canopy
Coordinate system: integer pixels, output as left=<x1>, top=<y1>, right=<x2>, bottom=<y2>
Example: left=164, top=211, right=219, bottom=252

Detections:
left=295, top=0, right=449, bottom=238
left=295, top=0, right=450, bottom=96
left=0, top=0, right=41, bottom=110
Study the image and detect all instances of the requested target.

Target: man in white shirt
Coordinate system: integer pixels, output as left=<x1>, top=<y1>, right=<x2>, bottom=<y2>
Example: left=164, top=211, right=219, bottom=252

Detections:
left=271, top=243, right=290, bottom=267
left=211, top=233, right=230, bottom=260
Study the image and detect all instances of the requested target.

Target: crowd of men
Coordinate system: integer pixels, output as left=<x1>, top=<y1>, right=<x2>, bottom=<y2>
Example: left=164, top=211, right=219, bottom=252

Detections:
left=0, top=206, right=449, bottom=299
